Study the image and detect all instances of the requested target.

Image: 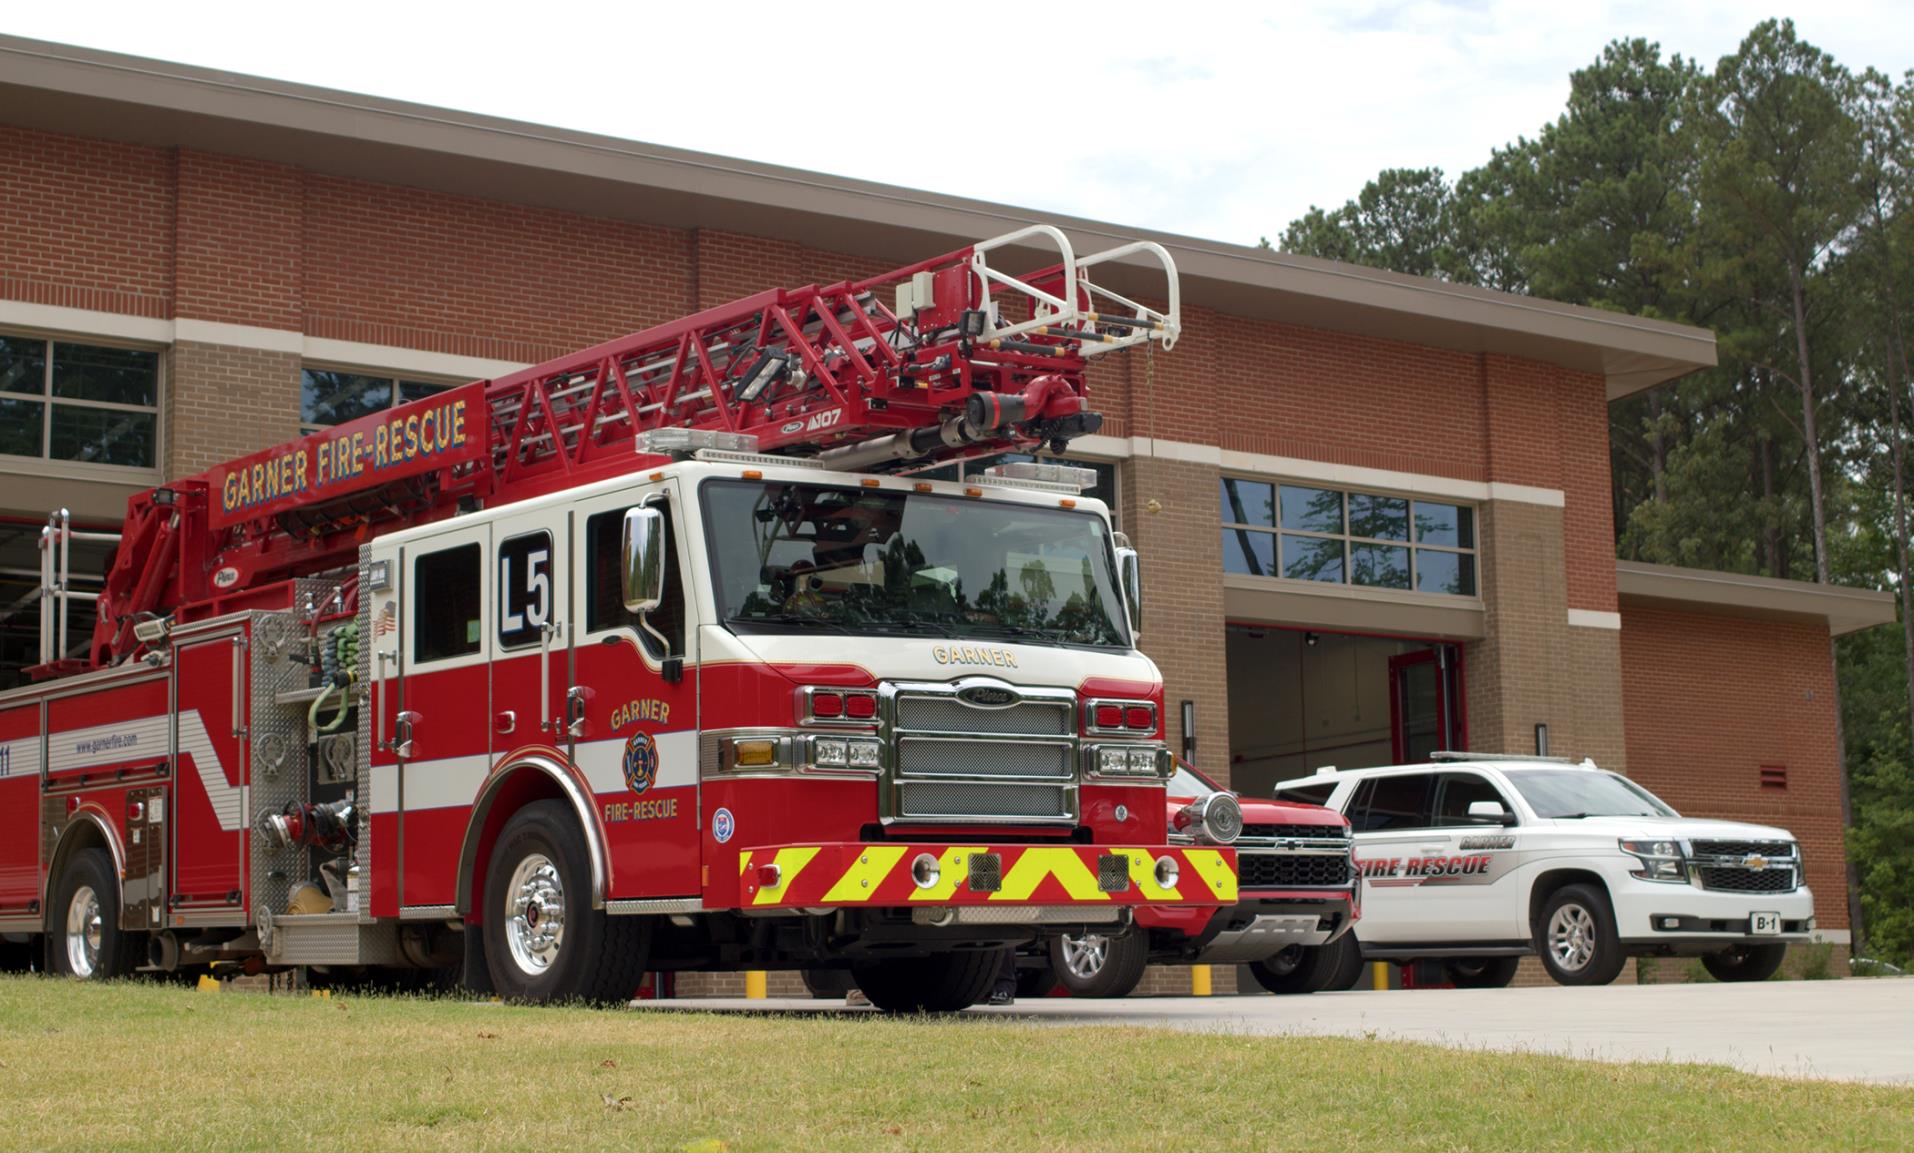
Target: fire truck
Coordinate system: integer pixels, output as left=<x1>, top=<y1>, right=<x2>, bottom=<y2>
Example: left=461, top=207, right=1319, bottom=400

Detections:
left=0, top=225, right=1239, bottom=1011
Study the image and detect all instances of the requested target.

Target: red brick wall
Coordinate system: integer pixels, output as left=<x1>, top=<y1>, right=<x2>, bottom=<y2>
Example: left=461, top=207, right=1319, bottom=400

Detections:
left=0, top=126, right=174, bottom=318
left=1619, top=606, right=1846, bottom=927
left=174, top=150, right=304, bottom=330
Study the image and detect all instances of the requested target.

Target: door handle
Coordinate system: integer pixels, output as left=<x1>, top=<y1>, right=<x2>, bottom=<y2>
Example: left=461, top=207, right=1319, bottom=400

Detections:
left=564, top=686, right=588, bottom=739
left=394, top=710, right=421, bottom=760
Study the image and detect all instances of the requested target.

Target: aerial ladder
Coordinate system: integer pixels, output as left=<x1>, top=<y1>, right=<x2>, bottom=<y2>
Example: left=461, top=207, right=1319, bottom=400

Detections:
left=42, top=225, right=1180, bottom=680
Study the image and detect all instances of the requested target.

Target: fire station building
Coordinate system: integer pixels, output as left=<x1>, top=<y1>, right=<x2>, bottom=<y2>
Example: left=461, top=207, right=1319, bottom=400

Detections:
left=1, top=37, right=1890, bottom=981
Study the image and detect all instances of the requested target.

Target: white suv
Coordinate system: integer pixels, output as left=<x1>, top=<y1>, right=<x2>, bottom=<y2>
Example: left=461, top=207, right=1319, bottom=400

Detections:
left=1274, top=755, right=1816, bottom=986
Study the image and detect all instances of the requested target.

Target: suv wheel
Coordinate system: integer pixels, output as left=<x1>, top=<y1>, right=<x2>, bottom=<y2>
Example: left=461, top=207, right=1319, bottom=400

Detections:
left=1701, top=943, right=1787, bottom=982
left=1534, top=883, right=1625, bottom=986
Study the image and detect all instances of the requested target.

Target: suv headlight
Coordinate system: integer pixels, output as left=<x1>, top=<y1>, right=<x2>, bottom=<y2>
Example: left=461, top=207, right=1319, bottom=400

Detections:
left=1620, top=838, right=1687, bottom=883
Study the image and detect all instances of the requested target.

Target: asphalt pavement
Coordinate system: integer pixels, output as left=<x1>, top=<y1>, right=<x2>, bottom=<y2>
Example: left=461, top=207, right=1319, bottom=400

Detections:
left=632, top=979, right=1914, bottom=1085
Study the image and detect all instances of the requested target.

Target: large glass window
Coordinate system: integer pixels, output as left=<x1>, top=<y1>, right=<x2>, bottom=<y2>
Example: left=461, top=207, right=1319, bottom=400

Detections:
left=703, top=479, right=1131, bottom=649
left=302, top=368, right=454, bottom=434
left=414, top=543, right=482, bottom=663
left=1, top=335, right=160, bottom=470
left=1220, top=478, right=1477, bottom=597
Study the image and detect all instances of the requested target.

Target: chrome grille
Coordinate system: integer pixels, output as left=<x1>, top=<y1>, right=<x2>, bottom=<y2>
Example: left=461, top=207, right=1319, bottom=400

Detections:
left=883, top=679, right=1081, bottom=825
left=897, top=737, right=1072, bottom=779
left=898, top=781, right=1071, bottom=820
left=897, top=696, right=1071, bottom=736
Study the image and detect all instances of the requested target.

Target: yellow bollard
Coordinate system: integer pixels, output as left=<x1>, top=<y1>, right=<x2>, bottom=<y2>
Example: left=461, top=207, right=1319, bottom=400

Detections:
left=744, top=970, right=767, bottom=999
left=1190, top=964, right=1212, bottom=996
left=1371, top=961, right=1389, bottom=991
left=196, top=974, right=221, bottom=993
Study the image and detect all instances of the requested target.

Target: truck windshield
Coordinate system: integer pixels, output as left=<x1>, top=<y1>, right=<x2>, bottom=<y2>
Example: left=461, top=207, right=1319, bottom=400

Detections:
left=1503, top=770, right=1678, bottom=819
left=702, top=479, right=1131, bottom=649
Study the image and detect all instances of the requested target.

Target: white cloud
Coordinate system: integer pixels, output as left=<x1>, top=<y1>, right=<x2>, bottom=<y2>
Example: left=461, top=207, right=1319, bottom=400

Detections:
left=6, top=1, right=1909, bottom=246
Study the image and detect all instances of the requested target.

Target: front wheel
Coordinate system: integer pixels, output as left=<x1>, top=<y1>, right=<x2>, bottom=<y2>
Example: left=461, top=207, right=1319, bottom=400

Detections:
left=851, top=951, right=1000, bottom=1013
left=1050, top=931, right=1149, bottom=998
left=1445, top=956, right=1521, bottom=988
left=49, top=849, right=140, bottom=980
left=482, top=800, right=650, bottom=1004
left=1534, top=884, right=1625, bottom=986
left=1248, top=934, right=1357, bottom=995
left=1702, top=943, right=1787, bottom=982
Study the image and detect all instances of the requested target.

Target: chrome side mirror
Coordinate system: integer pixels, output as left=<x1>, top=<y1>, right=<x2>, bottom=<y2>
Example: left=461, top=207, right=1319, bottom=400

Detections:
left=621, top=506, right=666, bottom=614
left=1115, top=545, right=1142, bottom=638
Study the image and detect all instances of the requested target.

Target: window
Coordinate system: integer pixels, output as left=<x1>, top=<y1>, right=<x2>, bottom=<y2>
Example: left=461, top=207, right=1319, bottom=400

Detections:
left=1433, top=773, right=1509, bottom=826
left=497, top=532, right=554, bottom=650
left=585, top=505, right=684, bottom=658
left=1, top=335, right=160, bottom=470
left=1220, top=478, right=1476, bottom=596
left=302, top=368, right=453, bottom=434
left=1275, top=780, right=1337, bottom=806
left=1349, top=773, right=1435, bottom=832
left=414, top=543, right=482, bottom=662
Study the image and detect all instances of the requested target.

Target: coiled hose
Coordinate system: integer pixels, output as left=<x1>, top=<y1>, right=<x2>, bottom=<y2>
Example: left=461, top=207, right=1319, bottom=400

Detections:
left=308, top=621, right=359, bottom=735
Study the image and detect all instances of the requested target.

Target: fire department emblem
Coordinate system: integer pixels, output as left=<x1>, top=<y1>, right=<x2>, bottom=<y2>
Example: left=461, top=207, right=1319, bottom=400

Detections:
left=621, top=731, right=659, bottom=795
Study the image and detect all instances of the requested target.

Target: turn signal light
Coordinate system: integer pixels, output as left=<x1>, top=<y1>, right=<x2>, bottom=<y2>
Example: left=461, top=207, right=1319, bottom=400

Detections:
left=734, top=740, right=778, bottom=767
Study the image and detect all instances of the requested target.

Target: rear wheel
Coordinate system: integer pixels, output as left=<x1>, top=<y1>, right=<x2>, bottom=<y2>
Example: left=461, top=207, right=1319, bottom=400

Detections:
left=1050, top=931, right=1149, bottom=998
left=801, top=967, right=856, bottom=999
left=1445, top=956, right=1521, bottom=988
left=1248, top=935, right=1353, bottom=995
left=1702, top=943, right=1787, bottom=983
left=482, top=801, right=650, bottom=1004
left=49, top=849, right=140, bottom=980
left=851, top=951, right=999, bottom=1013
left=1534, top=883, right=1625, bottom=986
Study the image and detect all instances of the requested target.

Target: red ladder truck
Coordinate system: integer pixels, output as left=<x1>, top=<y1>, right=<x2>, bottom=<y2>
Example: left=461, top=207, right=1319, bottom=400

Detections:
left=0, top=225, right=1240, bottom=1010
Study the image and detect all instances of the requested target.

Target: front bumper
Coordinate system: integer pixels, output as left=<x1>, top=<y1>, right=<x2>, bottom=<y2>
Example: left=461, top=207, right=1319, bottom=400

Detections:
left=1610, top=876, right=1817, bottom=945
left=734, top=843, right=1236, bottom=910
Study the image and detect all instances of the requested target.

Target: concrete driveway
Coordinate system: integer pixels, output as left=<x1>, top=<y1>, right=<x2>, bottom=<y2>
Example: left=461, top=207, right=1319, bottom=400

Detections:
left=634, top=979, right=1914, bottom=1085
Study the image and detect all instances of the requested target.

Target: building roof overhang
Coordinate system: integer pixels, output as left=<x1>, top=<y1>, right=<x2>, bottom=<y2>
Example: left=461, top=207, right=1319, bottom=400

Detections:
left=0, top=35, right=1715, bottom=398
left=1617, top=560, right=1897, bottom=637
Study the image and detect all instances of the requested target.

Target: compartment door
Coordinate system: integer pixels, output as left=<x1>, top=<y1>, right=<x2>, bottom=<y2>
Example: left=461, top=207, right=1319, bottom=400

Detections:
left=171, top=632, right=249, bottom=916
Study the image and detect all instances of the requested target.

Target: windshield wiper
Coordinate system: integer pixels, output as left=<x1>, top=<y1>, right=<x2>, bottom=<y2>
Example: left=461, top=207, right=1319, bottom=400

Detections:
left=729, top=613, right=855, bottom=633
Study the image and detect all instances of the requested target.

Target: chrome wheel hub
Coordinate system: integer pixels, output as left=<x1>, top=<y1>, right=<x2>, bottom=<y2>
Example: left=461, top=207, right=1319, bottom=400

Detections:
left=65, top=884, right=102, bottom=978
left=1548, top=903, right=1596, bottom=972
left=1060, top=933, right=1108, bottom=979
left=504, top=853, right=566, bottom=978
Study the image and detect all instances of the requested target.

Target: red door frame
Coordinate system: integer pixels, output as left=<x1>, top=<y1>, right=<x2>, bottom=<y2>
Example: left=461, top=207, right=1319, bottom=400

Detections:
left=1386, top=645, right=1467, bottom=762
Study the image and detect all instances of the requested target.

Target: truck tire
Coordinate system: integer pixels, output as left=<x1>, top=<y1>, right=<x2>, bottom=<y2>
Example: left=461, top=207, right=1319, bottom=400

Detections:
left=1534, top=883, right=1625, bottom=986
left=483, top=800, right=650, bottom=1004
left=801, top=967, right=856, bottom=999
left=1248, top=935, right=1353, bottom=995
left=1445, top=956, right=1521, bottom=988
left=1016, top=965, right=1060, bottom=999
left=851, top=950, right=999, bottom=1012
left=0, top=934, right=36, bottom=973
left=1701, top=943, right=1787, bottom=982
left=1323, top=932, right=1369, bottom=990
left=49, top=848, right=140, bottom=980
left=1050, top=931, right=1149, bottom=998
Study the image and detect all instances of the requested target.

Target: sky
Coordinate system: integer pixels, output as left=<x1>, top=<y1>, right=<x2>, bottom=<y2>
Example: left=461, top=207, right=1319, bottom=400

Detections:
left=7, top=2, right=1911, bottom=247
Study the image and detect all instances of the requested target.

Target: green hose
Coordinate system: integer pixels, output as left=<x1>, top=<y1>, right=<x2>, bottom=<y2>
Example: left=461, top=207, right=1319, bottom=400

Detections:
left=308, top=622, right=359, bottom=735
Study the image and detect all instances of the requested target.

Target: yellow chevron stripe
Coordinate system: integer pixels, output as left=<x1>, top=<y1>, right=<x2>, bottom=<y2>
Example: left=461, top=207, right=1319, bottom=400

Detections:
left=738, top=851, right=753, bottom=876
left=1184, top=849, right=1238, bottom=903
left=1108, top=848, right=1180, bottom=901
left=906, top=846, right=989, bottom=901
left=822, top=846, right=908, bottom=903
left=750, top=846, right=822, bottom=906
left=988, top=846, right=1109, bottom=901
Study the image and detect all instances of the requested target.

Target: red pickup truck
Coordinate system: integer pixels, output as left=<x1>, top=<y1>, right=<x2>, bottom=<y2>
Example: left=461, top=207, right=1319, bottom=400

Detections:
left=1038, top=762, right=1361, bottom=997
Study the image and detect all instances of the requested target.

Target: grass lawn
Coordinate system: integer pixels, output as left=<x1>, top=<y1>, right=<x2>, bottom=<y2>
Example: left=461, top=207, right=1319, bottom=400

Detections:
left=1, top=976, right=1910, bottom=1152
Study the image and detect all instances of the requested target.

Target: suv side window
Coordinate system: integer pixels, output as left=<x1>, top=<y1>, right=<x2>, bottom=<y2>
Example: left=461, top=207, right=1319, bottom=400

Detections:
left=1350, top=773, right=1435, bottom=832
left=1433, top=772, right=1510, bottom=826
left=1277, top=781, right=1336, bottom=806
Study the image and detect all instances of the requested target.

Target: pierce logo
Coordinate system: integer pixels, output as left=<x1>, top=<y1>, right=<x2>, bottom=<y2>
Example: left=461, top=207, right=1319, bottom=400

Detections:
left=780, top=420, right=805, bottom=435
left=957, top=684, right=1019, bottom=708
left=212, top=567, right=241, bottom=590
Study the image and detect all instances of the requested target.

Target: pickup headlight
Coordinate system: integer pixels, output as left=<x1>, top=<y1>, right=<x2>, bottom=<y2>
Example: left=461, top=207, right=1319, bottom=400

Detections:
left=1620, top=838, right=1687, bottom=883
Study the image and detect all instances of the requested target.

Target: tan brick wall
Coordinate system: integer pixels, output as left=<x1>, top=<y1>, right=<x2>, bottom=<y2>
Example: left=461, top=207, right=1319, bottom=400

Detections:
left=163, top=342, right=300, bottom=479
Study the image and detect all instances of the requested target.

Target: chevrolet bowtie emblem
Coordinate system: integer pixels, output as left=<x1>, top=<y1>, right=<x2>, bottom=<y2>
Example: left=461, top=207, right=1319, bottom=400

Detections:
left=1744, top=855, right=1769, bottom=871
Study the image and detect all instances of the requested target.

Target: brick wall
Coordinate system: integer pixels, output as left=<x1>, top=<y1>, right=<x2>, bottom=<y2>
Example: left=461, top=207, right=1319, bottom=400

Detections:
left=0, top=126, right=174, bottom=319
left=1619, top=606, right=1847, bottom=927
left=163, top=342, right=300, bottom=478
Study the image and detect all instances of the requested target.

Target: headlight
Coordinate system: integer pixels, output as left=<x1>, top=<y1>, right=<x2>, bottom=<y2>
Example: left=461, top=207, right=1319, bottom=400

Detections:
left=813, top=737, right=848, bottom=767
left=1127, top=747, right=1159, bottom=775
left=1098, top=746, right=1129, bottom=774
left=1620, top=838, right=1687, bottom=883
left=846, top=740, right=881, bottom=769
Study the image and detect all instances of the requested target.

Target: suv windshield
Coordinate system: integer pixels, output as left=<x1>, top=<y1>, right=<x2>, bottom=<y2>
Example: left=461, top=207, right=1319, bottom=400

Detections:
left=1503, top=769, right=1678, bottom=819
left=703, top=479, right=1131, bottom=648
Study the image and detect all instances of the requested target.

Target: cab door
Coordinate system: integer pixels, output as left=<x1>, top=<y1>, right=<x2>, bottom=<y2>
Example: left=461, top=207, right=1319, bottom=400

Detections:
left=490, top=507, right=569, bottom=769
left=570, top=481, right=701, bottom=899
left=1421, top=771, right=1524, bottom=941
left=1346, top=770, right=1442, bottom=944
left=393, top=523, right=491, bottom=910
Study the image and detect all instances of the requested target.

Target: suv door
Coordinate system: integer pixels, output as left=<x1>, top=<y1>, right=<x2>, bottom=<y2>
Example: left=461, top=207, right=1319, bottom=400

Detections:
left=1423, top=771, right=1524, bottom=941
left=1345, top=771, right=1439, bottom=944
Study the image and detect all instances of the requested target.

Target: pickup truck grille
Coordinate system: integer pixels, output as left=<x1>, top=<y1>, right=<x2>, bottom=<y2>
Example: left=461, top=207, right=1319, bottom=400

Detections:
left=1242, top=824, right=1348, bottom=841
left=882, top=681, right=1078, bottom=826
left=1239, top=852, right=1352, bottom=889
left=1698, top=866, right=1798, bottom=893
